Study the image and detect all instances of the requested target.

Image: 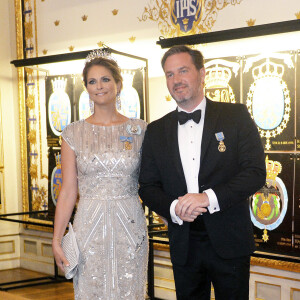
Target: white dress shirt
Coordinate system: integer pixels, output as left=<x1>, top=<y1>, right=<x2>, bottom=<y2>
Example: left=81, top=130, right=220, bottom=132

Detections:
left=170, top=98, right=220, bottom=225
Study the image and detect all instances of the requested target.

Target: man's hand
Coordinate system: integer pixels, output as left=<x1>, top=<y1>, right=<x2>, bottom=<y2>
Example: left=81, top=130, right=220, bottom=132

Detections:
left=175, top=193, right=209, bottom=222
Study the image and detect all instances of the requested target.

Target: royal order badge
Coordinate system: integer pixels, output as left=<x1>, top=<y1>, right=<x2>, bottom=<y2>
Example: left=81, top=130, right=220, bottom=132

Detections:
left=120, top=136, right=133, bottom=150
left=215, top=132, right=226, bottom=152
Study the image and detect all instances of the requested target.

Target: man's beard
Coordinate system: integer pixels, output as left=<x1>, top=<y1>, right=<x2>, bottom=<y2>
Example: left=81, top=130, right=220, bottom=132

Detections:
left=172, top=83, right=191, bottom=105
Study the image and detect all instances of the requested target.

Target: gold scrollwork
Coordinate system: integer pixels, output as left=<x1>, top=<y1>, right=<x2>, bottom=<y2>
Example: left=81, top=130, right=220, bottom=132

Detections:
left=29, top=164, right=38, bottom=180
left=24, top=21, right=33, bottom=39
left=27, top=129, right=37, bottom=145
left=26, top=94, right=35, bottom=109
left=32, top=186, right=47, bottom=211
left=139, top=0, right=243, bottom=37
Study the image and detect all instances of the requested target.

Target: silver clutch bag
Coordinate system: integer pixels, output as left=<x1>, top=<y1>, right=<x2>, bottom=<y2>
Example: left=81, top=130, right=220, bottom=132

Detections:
left=61, top=222, right=79, bottom=279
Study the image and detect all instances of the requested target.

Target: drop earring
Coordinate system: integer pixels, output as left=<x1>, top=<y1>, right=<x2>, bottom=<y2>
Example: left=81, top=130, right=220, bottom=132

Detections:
left=89, top=99, right=94, bottom=114
left=116, top=93, right=121, bottom=111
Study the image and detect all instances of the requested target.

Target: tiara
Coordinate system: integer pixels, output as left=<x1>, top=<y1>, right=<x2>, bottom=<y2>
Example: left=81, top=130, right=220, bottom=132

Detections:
left=85, top=49, right=116, bottom=63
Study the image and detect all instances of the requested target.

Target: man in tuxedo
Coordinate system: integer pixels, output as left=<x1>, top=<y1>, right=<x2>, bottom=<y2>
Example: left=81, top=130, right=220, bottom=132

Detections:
left=139, top=45, right=266, bottom=300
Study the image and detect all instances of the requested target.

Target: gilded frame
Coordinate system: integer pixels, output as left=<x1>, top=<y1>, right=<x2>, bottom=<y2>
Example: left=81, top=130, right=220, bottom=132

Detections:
left=15, top=0, right=52, bottom=231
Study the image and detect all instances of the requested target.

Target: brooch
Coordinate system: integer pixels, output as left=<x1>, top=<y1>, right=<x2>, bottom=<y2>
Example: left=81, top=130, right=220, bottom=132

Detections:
left=120, top=136, right=133, bottom=150
left=215, top=132, right=226, bottom=152
left=126, top=124, right=141, bottom=135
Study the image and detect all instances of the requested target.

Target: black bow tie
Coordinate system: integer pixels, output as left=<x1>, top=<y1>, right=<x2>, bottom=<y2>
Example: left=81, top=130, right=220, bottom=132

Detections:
left=178, top=110, right=201, bottom=125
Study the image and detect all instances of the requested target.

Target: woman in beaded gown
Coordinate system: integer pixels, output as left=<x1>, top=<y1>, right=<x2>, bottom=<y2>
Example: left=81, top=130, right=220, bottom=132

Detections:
left=52, top=51, right=148, bottom=299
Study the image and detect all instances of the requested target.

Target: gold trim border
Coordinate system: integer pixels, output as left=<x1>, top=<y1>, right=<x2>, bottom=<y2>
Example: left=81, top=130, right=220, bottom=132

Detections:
left=251, top=271, right=300, bottom=283
left=15, top=0, right=29, bottom=216
left=251, top=257, right=300, bottom=273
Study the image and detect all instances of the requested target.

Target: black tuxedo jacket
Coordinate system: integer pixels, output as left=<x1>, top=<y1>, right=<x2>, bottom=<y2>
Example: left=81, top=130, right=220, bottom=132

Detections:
left=138, top=99, right=266, bottom=265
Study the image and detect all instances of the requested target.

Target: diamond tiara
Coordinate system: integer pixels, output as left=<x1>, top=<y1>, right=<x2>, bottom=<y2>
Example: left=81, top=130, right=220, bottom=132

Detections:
left=85, top=49, right=116, bottom=64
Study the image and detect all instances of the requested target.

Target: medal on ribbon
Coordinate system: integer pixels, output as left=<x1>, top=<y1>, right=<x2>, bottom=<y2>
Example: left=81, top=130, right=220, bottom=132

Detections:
left=120, top=136, right=133, bottom=150
left=215, top=132, right=226, bottom=152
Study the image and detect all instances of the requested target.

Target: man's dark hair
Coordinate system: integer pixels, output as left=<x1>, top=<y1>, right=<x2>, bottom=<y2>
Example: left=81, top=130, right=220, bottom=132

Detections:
left=161, top=45, right=204, bottom=71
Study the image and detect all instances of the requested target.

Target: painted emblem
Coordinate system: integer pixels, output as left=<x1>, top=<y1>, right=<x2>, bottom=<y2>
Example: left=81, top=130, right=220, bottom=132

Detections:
left=205, top=59, right=240, bottom=103
left=244, top=54, right=293, bottom=150
left=51, top=153, right=62, bottom=206
left=249, top=156, right=288, bottom=242
left=170, top=0, right=203, bottom=34
left=48, top=78, right=71, bottom=136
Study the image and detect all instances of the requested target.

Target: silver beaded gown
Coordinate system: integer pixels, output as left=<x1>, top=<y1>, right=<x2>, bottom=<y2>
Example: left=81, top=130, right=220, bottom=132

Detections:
left=62, top=118, right=148, bottom=300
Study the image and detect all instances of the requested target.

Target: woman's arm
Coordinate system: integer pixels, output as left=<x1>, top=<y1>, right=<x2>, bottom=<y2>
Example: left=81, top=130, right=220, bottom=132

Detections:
left=52, top=139, right=78, bottom=272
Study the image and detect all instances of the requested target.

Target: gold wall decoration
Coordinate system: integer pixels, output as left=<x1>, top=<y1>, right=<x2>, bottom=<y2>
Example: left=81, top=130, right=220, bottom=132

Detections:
left=295, top=11, right=300, bottom=19
left=69, top=45, right=75, bottom=51
left=29, top=164, right=38, bottom=180
left=42, top=49, right=48, bottom=55
left=27, top=129, right=37, bottom=145
left=81, top=15, right=88, bottom=21
left=138, top=0, right=243, bottom=37
left=129, top=36, right=136, bottom=43
left=24, top=21, right=33, bottom=39
left=54, top=20, right=60, bottom=26
left=31, top=186, right=47, bottom=211
left=246, top=18, right=256, bottom=26
left=112, top=9, right=118, bottom=16
left=26, top=94, right=35, bottom=109
left=165, top=95, right=171, bottom=101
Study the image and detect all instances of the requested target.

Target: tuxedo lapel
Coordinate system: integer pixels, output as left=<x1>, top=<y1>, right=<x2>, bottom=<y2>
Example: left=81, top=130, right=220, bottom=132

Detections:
left=200, top=99, right=221, bottom=166
left=165, top=111, right=187, bottom=189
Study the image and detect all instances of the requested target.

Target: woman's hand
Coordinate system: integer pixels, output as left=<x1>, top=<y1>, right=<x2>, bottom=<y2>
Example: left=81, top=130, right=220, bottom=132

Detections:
left=52, top=239, right=70, bottom=273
